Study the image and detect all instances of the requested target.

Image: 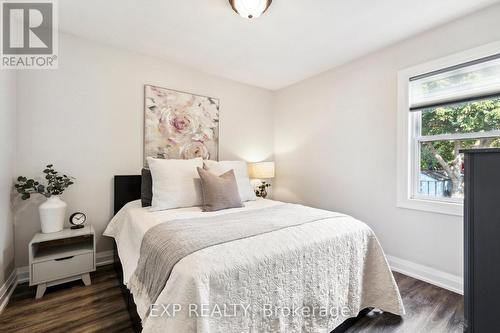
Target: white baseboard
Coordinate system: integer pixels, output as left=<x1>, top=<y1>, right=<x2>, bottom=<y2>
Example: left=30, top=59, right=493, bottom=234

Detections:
left=387, top=255, right=463, bottom=295
left=0, top=269, right=18, bottom=313
left=17, top=250, right=116, bottom=284
left=16, top=266, right=29, bottom=284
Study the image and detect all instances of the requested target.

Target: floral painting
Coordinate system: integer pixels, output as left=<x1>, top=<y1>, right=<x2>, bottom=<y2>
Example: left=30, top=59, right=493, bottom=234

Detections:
left=144, top=85, right=219, bottom=162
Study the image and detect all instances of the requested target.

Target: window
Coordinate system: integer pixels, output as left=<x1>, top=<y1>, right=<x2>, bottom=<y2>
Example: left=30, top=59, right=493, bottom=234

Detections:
left=397, top=42, right=500, bottom=215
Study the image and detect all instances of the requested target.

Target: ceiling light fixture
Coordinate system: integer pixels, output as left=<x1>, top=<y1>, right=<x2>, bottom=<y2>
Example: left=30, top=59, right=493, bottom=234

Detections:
left=229, top=0, right=272, bottom=19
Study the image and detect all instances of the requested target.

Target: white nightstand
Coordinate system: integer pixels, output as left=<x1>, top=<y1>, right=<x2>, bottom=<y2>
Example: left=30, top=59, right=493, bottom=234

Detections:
left=29, top=225, right=96, bottom=299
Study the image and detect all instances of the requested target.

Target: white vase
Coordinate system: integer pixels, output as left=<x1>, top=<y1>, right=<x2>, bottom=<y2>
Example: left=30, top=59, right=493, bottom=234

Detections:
left=39, top=196, right=67, bottom=233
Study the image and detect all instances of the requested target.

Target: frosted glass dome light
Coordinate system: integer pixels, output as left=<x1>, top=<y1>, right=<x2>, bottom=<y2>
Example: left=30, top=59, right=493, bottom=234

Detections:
left=229, top=0, right=272, bottom=19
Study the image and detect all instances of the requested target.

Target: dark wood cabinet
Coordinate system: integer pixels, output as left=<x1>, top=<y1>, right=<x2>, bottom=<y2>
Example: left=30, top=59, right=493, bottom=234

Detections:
left=463, top=148, right=500, bottom=333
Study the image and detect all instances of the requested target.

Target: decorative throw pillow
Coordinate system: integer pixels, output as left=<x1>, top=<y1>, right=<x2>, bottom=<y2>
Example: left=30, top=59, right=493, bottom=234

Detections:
left=147, top=157, right=203, bottom=211
left=141, top=168, right=153, bottom=207
left=203, top=160, right=257, bottom=202
left=197, top=167, right=243, bottom=212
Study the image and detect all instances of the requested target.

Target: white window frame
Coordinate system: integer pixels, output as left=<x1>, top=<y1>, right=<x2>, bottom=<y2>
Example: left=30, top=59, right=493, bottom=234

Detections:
left=397, top=41, right=500, bottom=216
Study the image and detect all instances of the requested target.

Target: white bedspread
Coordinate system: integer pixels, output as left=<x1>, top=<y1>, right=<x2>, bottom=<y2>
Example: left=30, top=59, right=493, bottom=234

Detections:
left=104, top=199, right=404, bottom=333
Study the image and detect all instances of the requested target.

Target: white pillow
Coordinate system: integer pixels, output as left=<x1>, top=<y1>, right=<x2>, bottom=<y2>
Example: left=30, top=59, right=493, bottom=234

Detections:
left=147, top=157, right=203, bottom=211
left=204, top=160, right=257, bottom=202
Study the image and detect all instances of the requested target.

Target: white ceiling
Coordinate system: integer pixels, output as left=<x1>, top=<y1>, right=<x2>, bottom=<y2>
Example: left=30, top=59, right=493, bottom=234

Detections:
left=59, top=0, right=500, bottom=90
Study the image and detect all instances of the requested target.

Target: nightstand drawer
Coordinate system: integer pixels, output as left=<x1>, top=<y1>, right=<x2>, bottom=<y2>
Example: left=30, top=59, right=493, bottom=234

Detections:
left=32, top=252, right=94, bottom=284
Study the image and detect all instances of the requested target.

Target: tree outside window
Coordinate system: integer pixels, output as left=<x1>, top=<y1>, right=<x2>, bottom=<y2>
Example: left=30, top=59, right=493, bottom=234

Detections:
left=417, top=98, right=500, bottom=199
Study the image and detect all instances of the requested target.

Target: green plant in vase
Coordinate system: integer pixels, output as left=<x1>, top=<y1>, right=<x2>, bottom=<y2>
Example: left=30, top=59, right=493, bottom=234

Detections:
left=15, top=164, right=74, bottom=199
left=14, top=164, right=75, bottom=233
left=255, top=181, right=271, bottom=199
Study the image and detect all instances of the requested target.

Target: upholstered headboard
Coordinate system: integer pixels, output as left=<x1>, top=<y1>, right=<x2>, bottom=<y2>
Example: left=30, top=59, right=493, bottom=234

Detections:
left=114, top=175, right=141, bottom=215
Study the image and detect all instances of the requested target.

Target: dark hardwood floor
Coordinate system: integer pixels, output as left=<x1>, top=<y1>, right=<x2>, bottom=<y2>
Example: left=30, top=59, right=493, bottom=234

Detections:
left=0, top=265, right=463, bottom=333
left=0, top=265, right=135, bottom=333
left=346, top=272, right=464, bottom=333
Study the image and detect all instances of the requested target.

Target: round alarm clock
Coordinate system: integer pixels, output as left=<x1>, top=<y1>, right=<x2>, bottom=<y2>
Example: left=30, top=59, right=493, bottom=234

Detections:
left=69, top=212, right=86, bottom=229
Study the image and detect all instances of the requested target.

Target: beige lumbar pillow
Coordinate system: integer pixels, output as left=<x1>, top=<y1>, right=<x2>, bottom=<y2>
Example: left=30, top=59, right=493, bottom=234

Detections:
left=203, top=160, right=257, bottom=202
left=197, top=167, right=243, bottom=212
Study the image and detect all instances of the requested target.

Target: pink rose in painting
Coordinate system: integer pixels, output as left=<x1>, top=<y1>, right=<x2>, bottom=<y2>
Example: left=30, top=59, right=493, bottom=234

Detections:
left=172, top=117, right=188, bottom=131
left=166, top=111, right=198, bottom=135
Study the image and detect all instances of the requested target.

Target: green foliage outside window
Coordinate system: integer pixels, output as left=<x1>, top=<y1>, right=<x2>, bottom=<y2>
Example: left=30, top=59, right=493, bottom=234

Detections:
left=420, top=98, right=500, bottom=197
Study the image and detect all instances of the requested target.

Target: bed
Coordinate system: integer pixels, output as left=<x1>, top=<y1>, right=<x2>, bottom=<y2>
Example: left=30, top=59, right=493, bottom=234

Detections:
left=105, top=175, right=404, bottom=333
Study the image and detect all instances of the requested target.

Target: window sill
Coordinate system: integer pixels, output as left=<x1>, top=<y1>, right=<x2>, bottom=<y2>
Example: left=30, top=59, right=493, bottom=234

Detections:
left=397, top=197, right=463, bottom=216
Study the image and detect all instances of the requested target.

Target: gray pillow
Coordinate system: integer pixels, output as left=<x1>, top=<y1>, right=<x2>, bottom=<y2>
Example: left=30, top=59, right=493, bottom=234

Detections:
left=141, top=168, right=153, bottom=207
left=197, top=167, right=243, bottom=212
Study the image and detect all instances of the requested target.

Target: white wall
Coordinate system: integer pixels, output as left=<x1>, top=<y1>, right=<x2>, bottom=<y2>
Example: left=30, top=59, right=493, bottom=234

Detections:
left=0, top=71, right=16, bottom=287
left=273, top=4, right=500, bottom=282
left=15, top=33, right=274, bottom=266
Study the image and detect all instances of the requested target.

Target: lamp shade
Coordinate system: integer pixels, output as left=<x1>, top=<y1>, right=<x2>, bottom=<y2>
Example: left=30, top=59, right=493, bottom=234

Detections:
left=248, top=162, right=275, bottom=179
